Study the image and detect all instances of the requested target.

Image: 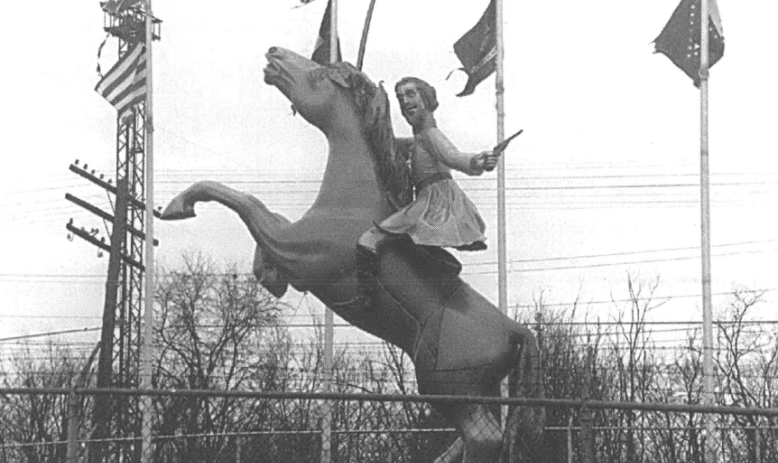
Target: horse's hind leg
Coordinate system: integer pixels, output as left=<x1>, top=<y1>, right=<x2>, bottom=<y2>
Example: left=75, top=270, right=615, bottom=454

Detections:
left=433, top=438, right=463, bottom=463
left=442, top=404, right=501, bottom=463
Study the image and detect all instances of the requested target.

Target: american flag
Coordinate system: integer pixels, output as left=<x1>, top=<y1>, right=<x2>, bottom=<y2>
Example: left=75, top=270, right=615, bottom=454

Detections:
left=95, top=44, right=147, bottom=124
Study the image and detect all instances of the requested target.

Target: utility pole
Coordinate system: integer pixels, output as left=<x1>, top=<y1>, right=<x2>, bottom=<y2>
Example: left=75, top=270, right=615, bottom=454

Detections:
left=65, top=163, right=158, bottom=461
left=90, top=175, right=127, bottom=462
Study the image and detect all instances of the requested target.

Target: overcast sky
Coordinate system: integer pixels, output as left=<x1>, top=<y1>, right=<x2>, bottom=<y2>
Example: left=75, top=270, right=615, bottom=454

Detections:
left=1, top=0, right=776, bottom=349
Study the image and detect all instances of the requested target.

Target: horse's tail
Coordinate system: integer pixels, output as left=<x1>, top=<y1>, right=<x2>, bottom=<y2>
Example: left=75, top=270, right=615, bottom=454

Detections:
left=501, top=326, right=546, bottom=463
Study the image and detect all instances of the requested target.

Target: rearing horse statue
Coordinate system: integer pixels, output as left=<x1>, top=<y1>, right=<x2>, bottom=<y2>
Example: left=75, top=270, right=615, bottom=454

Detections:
left=162, top=47, right=544, bottom=463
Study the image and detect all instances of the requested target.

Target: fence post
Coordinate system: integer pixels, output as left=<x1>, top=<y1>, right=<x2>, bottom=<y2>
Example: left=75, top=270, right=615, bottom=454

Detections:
left=580, top=406, right=595, bottom=463
left=755, top=425, right=761, bottom=463
left=567, top=415, right=574, bottom=463
left=66, top=387, right=80, bottom=463
left=67, top=345, right=100, bottom=463
left=235, top=435, right=242, bottom=463
left=321, top=400, right=332, bottom=463
left=580, top=346, right=596, bottom=463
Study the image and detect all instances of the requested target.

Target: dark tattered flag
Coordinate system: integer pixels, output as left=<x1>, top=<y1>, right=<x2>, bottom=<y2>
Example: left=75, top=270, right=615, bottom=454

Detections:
left=654, top=0, right=725, bottom=87
left=311, top=0, right=343, bottom=65
left=453, top=0, right=496, bottom=97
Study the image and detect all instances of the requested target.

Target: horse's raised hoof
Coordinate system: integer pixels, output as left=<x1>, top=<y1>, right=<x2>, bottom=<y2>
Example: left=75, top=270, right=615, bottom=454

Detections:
left=161, top=196, right=197, bottom=221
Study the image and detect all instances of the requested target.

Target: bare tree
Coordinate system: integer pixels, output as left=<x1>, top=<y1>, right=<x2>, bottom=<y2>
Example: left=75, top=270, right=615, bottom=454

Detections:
left=0, top=343, right=85, bottom=463
left=152, top=253, right=281, bottom=462
left=606, top=274, right=666, bottom=463
left=714, top=288, right=776, bottom=462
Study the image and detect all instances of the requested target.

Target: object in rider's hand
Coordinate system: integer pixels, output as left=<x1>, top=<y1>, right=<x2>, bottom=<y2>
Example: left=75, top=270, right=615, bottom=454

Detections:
left=493, top=128, right=524, bottom=154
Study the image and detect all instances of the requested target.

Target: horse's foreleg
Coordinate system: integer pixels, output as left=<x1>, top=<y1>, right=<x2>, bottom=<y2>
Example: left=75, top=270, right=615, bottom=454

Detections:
left=161, top=186, right=199, bottom=220
left=161, top=181, right=291, bottom=237
left=162, top=181, right=253, bottom=221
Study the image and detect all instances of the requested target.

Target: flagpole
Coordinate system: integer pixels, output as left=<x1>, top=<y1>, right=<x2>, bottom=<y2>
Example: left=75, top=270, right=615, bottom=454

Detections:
left=322, top=2, right=337, bottom=461
left=356, top=0, right=377, bottom=71
left=494, top=0, right=510, bottom=431
left=699, top=1, right=716, bottom=461
left=140, top=0, right=155, bottom=461
left=495, top=0, right=507, bottom=316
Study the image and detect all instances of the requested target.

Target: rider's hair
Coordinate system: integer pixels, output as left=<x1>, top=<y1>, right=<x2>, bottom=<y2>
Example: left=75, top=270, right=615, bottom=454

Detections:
left=394, top=77, right=439, bottom=112
left=323, top=63, right=413, bottom=209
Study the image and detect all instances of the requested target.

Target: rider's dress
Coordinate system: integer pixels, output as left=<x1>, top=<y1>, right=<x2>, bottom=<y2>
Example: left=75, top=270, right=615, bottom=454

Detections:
left=378, top=124, right=487, bottom=250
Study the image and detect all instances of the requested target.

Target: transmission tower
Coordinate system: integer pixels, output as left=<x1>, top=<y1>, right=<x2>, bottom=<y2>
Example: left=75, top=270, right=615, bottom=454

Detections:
left=106, top=7, right=160, bottom=462
left=77, top=4, right=161, bottom=461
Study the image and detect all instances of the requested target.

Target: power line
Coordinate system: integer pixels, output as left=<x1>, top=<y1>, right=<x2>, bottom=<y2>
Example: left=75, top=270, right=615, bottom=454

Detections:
left=1, top=239, right=775, bottom=281
left=0, top=327, right=101, bottom=343
left=4, top=169, right=775, bottom=201
left=469, top=239, right=778, bottom=266
left=465, top=248, right=778, bottom=275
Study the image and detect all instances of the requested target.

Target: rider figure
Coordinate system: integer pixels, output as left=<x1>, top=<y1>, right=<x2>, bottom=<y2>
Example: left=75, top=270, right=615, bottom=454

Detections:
left=338, top=76, right=501, bottom=310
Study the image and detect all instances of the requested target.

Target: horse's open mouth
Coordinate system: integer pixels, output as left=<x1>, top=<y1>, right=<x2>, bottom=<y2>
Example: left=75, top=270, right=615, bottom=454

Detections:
left=263, top=52, right=293, bottom=87
left=263, top=60, right=282, bottom=84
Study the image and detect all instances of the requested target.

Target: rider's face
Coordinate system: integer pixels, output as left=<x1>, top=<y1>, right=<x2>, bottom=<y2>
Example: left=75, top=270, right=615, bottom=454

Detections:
left=396, top=83, right=427, bottom=128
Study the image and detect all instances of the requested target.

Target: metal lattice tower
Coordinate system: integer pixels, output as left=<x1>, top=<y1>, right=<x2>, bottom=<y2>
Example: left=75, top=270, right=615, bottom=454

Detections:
left=101, top=6, right=160, bottom=461
left=114, top=94, right=146, bottom=454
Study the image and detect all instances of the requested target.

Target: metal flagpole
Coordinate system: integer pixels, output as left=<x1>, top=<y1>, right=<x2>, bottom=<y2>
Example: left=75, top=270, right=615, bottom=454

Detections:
left=495, top=0, right=507, bottom=316
left=699, top=1, right=716, bottom=461
left=356, top=0, right=377, bottom=71
left=495, top=0, right=509, bottom=429
left=140, top=0, right=156, bottom=460
left=321, top=3, right=337, bottom=461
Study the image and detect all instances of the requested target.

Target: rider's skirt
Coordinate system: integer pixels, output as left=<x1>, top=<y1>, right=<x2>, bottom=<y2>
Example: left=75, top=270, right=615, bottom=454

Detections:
left=378, top=178, right=487, bottom=251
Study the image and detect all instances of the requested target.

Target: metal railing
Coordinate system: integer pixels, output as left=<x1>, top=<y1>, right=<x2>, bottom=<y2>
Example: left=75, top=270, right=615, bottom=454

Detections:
left=1, top=387, right=777, bottom=463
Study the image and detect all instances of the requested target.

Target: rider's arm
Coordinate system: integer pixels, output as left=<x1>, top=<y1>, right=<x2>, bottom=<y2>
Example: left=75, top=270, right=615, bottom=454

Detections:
left=421, top=128, right=493, bottom=176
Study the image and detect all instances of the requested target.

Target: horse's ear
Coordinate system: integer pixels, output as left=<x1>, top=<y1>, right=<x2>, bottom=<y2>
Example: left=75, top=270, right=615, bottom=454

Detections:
left=329, top=72, right=349, bottom=88
left=365, top=83, right=389, bottom=128
left=327, top=66, right=351, bottom=88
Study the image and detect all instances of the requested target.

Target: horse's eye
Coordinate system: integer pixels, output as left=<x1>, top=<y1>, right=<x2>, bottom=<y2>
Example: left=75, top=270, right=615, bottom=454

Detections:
left=308, top=69, right=328, bottom=85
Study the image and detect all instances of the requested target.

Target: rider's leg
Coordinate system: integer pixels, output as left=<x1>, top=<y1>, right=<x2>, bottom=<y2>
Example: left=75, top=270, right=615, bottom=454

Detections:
left=354, top=227, right=383, bottom=307
left=331, top=227, right=385, bottom=310
left=357, top=226, right=384, bottom=254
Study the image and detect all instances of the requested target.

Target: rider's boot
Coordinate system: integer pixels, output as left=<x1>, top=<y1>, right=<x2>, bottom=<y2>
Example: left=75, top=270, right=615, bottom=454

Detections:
left=332, top=244, right=379, bottom=311
left=417, top=245, right=462, bottom=276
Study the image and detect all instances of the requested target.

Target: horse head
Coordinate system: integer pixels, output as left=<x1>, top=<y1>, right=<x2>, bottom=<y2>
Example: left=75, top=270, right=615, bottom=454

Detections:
left=263, top=47, right=360, bottom=134
left=264, top=47, right=413, bottom=209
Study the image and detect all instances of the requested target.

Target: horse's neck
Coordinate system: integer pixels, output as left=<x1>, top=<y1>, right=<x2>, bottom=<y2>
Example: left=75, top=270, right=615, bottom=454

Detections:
left=311, top=128, right=385, bottom=214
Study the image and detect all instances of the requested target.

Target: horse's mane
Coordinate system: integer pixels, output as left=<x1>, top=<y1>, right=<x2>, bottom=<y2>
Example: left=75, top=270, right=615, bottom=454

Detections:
left=323, top=62, right=414, bottom=209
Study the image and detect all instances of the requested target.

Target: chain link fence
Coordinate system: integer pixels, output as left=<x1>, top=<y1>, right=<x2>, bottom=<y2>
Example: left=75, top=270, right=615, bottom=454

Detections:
left=1, top=387, right=778, bottom=463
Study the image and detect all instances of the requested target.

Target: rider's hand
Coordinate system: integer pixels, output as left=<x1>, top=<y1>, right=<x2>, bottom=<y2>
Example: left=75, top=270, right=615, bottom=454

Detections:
left=481, top=150, right=501, bottom=172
